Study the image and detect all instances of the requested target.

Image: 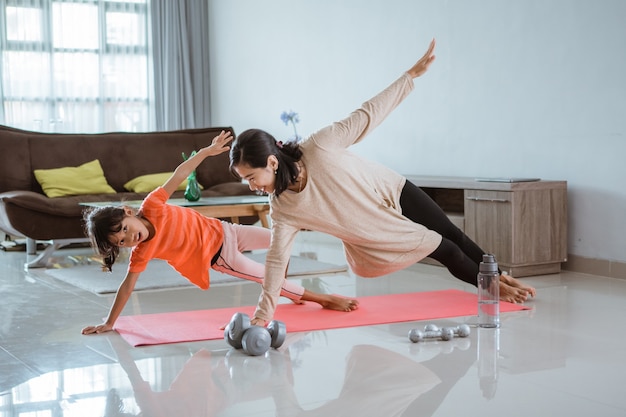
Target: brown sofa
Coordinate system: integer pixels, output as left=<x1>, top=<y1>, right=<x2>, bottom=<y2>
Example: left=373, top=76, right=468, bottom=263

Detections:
left=0, top=124, right=255, bottom=267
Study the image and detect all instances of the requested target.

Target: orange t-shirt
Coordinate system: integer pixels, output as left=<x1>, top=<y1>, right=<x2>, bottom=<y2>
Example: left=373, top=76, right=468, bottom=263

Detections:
left=128, top=187, right=224, bottom=289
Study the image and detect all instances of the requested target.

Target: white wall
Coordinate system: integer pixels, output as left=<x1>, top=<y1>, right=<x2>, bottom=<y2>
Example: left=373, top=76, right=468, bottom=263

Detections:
left=208, top=0, right=626, bottom=264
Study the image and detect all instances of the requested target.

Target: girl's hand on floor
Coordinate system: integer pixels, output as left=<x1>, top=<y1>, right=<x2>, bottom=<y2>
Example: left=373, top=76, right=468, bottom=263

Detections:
left=81, top=323, right=113, bottom=335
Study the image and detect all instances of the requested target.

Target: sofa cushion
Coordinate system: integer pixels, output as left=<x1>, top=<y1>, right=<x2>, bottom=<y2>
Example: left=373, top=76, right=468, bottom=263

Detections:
left=124, top=172, right=201, bottom=193
left=34, top=159, right=116, bottom=198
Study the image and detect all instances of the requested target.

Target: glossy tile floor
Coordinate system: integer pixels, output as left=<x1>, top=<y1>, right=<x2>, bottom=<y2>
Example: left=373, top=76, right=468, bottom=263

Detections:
left=1, top=232, right=625, bottom=417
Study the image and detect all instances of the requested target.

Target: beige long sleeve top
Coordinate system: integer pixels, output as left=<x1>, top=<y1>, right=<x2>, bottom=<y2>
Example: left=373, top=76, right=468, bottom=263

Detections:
left=255, top=72, right=443, bottom=321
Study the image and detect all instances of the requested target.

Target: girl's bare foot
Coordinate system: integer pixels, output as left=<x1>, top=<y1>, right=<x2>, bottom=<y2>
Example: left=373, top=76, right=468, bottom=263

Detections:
left=301, top=290, right=359, bottom=312
left=499, top=274, right=536, bottom=303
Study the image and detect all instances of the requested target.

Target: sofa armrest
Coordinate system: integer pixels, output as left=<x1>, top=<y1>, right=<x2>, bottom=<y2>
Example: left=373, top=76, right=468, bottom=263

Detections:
left=0, top=192, right=28, bottom=238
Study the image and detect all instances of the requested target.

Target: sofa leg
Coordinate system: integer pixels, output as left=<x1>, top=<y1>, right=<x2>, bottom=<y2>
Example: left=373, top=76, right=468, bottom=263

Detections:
left=26, top=238, right=37, bottom=255
left=24, top=238, right=90, bottom=269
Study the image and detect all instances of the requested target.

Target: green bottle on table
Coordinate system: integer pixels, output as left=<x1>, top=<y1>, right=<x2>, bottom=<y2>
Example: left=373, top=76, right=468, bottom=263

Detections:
left=182, top=151, right=201, bottom=202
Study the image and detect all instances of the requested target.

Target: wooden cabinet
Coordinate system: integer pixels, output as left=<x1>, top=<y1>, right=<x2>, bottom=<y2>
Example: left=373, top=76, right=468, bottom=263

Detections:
left=405, top=176, right=567, bottom=277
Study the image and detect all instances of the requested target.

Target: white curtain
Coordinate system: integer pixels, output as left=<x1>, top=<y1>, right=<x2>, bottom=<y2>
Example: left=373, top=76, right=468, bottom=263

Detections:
left=0, top=0, right=154, bottom=133
left=1, top=0, right=211, bottom=134
left=150, top=0, right=211, bottom=130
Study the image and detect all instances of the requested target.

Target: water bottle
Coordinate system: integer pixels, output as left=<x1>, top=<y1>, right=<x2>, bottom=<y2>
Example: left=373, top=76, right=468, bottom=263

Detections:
left=478, top=254, right=500, bottom=328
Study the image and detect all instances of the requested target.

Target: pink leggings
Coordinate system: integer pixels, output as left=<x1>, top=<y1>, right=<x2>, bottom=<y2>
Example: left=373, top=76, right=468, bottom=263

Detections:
left=211, top=221, right=305, bottom=301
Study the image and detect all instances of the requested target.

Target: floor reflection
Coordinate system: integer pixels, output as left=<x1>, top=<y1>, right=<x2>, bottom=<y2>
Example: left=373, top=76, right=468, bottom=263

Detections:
left=3, top=332, right=482, bottom=417
left=477, top=327, right=500, bottom=399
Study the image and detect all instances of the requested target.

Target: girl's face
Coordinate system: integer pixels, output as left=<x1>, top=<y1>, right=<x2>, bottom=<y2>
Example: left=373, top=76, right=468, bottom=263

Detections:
left=234, top=156, right=278, bottom=195
left=108, top=212, right=151, bottom=248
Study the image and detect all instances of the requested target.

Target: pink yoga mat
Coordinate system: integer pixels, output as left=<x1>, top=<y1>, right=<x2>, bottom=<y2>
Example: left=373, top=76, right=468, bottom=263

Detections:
left=115, top=289, right=530, bottom=346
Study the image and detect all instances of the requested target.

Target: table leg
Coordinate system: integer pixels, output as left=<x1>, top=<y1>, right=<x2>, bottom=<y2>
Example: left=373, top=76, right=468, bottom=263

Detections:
left=254, top=205, right=270, bottom=228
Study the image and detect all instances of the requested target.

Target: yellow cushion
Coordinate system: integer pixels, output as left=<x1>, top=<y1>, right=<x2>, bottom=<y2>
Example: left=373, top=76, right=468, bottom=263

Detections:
left=34, top=159, right=116, bottom=198
left=123, top=172, right=202, bottom=193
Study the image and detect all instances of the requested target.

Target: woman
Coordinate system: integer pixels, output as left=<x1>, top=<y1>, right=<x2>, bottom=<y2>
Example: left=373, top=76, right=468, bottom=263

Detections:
left=230, top=39, right=535, bottom=325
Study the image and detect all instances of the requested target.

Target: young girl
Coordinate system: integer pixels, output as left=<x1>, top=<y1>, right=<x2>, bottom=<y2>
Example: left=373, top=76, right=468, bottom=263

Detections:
left=229, top=39, right=536, bottom=326
left=81, top=130, right=358, bottom=335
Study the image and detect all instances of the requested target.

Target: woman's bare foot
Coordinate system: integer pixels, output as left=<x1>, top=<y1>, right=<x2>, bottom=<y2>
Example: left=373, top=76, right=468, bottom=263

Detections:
left=321, top=294, right=360, bottom=312
left=499, top=274, right=536, bottom=303
left=501, top=274, right=536, bottom=297
left=301, top=290, right=359, bottom=312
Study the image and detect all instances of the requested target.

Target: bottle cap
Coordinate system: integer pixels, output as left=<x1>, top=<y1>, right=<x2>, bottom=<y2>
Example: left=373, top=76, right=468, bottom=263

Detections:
left=479, top=254, right=499, bottom=273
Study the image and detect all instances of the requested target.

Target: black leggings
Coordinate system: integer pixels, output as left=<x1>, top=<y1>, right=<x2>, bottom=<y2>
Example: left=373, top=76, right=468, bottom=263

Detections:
left=399, top=180, right=491, bottom=286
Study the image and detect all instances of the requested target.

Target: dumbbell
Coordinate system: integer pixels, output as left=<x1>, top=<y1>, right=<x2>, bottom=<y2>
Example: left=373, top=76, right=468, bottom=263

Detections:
left=444, top=324, right=471, bottom=338
left=409, top=326, right=454, bottom=343
left=224, top=312, right=287, bottom=356
left=408, top=323, right=471, bottom=343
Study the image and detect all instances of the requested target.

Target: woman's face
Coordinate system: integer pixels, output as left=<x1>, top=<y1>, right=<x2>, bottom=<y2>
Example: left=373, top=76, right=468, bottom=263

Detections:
left=233, top=156, right=278, bottom=195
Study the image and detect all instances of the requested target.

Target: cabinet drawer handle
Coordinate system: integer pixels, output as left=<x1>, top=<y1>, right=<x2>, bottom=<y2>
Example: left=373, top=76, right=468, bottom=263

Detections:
left=466, top=197, right=510, bottom=203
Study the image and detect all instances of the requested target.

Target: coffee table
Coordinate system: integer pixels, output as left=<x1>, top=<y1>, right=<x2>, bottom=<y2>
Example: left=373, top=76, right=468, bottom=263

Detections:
left=81, top=195, right=271, bottom=228
left=171, top=195, right=270, bottom=227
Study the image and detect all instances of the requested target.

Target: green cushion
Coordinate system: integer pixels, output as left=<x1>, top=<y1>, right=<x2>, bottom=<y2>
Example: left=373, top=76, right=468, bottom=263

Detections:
left=34, top=159, right=116, bottom=198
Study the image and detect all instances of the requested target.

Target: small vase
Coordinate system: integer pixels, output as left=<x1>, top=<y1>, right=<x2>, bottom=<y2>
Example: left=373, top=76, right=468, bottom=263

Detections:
left=182, top=150, right=201, bottom=201
left=184, top=171, right=201, bottom=202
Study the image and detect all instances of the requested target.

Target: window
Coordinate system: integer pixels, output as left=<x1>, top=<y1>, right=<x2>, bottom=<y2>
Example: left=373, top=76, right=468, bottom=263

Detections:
left=1, top=0, right=152, bottom=133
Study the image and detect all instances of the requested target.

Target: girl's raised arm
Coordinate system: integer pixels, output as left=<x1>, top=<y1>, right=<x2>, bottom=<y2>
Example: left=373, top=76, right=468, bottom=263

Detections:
left=161, top=130, right=234, bottom=196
